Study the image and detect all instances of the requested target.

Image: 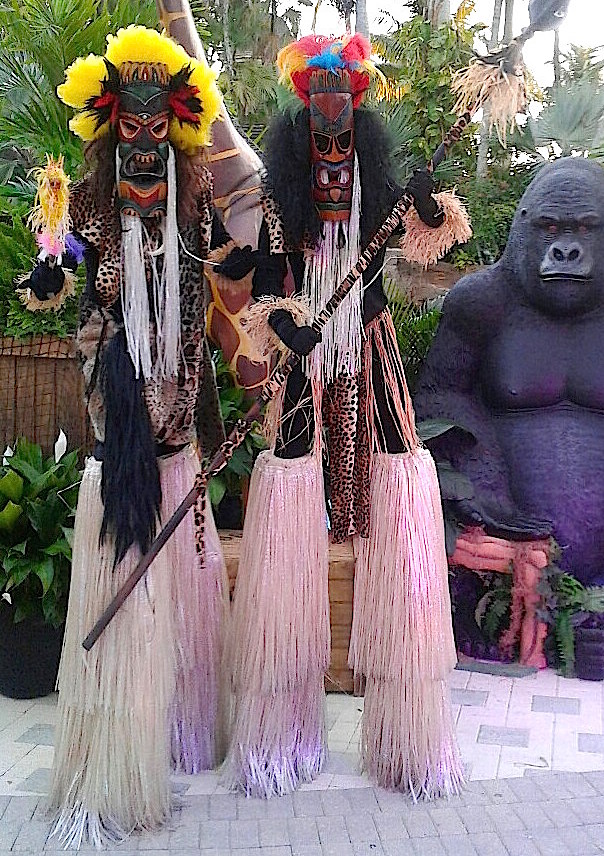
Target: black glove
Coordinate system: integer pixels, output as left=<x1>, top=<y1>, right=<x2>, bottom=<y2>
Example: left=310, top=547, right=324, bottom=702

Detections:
left=25, top=260, right=65, bottom=301
left=215, top=245, right=259, bottom=280
left=268, top=309, right=321, bottom=357
left=406, top=169, right=445, bottom=229
left=453, top=498, right=552, bottom=542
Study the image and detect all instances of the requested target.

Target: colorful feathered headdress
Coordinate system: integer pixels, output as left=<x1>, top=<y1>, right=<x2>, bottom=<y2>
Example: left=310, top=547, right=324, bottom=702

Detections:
left=57, top=25, right=222, bottom=154
left=277, top=34, right=381, bottom=108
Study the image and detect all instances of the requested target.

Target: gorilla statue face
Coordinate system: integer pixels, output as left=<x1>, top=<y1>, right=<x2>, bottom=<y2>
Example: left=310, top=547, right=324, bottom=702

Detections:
left=504, top=159, right=604, bottom=318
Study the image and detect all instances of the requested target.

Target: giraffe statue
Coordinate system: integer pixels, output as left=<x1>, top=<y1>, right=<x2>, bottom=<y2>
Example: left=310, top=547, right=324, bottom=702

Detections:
left=157, top=0, right=270, bottom=392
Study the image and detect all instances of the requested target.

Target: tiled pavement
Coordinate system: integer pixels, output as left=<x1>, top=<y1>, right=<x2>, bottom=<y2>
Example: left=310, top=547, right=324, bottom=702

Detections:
left=2, top=666, right=604, bottom=853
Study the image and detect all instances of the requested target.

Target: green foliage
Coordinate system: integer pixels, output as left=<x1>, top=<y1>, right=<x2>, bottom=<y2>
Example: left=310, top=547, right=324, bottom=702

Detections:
left=538, top=554, right=604, bottom=677
left=372, top=15, right=479, bottom=164
left=221, top=60, right=281, bottom=126
left=208, top=349, right=266, bottom=511
left=449, top=164, right=534, bottom=265
left=474, top=574, right=512, bottom=644
left=202, top=0, right=306, bottom=129
left=530, top=80, right=604, bottom=159
left=0, top=436, right=80, bottom=627
left=384, top=279, right=443, bottom=391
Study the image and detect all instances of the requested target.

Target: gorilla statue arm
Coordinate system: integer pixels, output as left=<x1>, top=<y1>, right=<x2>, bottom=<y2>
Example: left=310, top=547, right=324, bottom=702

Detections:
left=416, top=268, right=551, bottom=541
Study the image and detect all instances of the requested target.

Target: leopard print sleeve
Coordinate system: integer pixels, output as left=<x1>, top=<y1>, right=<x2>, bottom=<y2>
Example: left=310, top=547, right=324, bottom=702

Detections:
left=76, top=292, right=118, bottom=443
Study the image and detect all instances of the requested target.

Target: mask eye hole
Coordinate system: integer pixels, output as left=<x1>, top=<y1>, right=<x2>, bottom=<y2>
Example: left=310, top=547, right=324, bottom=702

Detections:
left=149, top=117, right=169, bottom=140
left=578, top=224, right=589, bottom=235
left=335, top=130, right=352, bottom=152
left=547, top=223, right=559, bottom=236
left=312, top=132, right=331, bottom=155
left=119, top=118, right=140, bottom=140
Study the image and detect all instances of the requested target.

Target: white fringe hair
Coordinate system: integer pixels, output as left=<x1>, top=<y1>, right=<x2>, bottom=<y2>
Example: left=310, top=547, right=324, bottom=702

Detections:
left=303, top=154, right=364, bottom=388
left=223, top=450, right=330, bottom=797
left=117, top=146, right=182, bottom=381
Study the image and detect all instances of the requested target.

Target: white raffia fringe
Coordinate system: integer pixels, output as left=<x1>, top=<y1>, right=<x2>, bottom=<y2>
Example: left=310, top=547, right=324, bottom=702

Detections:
left=349, top=451, right=462, bottom=797
left=48, top=447, right=228, bottom=848
left=304, top=154, right=364, bottom=386
left=16, top=269, right=76, bottom=312
left=118, top=148, right=181, bottom=381
left=48, top=456, right=174, bottom=849
left=400, top=191, right=472, bottom=268
left=362, top=675, right=464, bottom=797
left=223, top=450, right=329, bottom=797
left=452, top=61, right=527, bottom=146
left=167, top=446, right=230, bottom=774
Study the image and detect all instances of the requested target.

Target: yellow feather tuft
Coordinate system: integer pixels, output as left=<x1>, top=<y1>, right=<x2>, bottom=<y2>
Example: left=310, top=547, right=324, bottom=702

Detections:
left=57, top=55, right=107, bottom=109
left=58, top=25, right=222, bottom=150
left=105, top=25, right=192, bottom=75
left=68, top=112, right=106, bottom=142
left=28, top=155, right=71, bottom=256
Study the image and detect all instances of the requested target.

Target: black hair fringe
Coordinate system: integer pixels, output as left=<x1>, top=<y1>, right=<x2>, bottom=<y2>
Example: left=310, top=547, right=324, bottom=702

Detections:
left=100, top=329, right=161, bottom=565
left=263, top=106, right=401, bottom=250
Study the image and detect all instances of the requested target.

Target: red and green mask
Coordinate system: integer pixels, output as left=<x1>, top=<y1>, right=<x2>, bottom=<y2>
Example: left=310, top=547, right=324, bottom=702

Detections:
left=116, top=63, right=172, bottom=219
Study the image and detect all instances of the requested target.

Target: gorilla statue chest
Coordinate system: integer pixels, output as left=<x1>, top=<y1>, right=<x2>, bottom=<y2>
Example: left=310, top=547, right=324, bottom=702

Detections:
left=482, top=307, right=604, bottom=413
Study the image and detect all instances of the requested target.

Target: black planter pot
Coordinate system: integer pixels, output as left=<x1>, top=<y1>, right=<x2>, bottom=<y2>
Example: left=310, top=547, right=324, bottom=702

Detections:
left=0, top=601, right=64, bottom=699
left=575, top=624, right=604, bottom=681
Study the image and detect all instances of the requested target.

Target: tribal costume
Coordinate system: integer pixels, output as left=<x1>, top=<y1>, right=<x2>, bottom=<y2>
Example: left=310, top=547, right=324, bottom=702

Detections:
left=223, top=35, right=465, bottom=799
left=24, top=27, right=234, bottom=846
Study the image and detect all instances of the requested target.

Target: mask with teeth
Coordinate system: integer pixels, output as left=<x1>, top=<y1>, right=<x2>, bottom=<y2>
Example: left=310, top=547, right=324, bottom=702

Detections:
left=116, top=62, right=171, bottom=219
left=309, top=70, right=355, bottom=223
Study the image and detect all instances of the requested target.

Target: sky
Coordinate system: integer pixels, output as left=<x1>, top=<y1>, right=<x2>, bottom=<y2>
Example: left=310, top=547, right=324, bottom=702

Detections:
left=301, top=0, right=604, bottom=87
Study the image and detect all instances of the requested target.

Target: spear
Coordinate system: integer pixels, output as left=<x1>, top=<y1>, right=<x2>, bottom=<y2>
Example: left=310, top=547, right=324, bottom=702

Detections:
left=82, top=5, right=570, bottom=651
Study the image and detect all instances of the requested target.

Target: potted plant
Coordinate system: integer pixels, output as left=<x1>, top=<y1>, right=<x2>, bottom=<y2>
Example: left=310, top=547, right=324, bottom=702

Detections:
left=0, top=434, right=80, bottom=698
left=539, top=558, right=604, bottom=680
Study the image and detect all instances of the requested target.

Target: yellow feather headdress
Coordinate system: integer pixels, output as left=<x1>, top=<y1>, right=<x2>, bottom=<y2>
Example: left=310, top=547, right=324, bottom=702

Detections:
left=57, top=25, right=222, bottom=154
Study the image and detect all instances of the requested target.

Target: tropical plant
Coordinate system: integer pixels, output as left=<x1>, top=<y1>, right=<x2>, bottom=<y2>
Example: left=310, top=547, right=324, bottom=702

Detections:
left=201, top=0, right=308, bottom=129
left=372, top=12, right=480, bottom=165
left=538, top=559, right=604, bottom=678
left=208, top=349, right=266, bottom=516
left=384, top=278, right=443, bottom=389
left=0, top=435, right=80, bottom=627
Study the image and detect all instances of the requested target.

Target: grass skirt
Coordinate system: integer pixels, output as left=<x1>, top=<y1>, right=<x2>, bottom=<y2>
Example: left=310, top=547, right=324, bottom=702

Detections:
left=349, top=451, right=463, bottom=798
left=48, top=446, right=228, bottom=848
left=223, top=450, right=329, bottom=797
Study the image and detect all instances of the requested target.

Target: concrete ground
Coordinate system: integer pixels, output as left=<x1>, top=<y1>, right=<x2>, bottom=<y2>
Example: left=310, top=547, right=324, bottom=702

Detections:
left=2, top=666, right=604, bottom=854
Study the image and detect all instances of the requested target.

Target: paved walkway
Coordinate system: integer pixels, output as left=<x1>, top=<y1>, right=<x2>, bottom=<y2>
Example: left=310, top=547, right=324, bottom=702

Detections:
left=2, top=666, right=604, bottom=853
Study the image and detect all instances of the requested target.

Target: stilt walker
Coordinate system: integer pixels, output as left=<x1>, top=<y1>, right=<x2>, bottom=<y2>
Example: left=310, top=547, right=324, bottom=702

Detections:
left=21, top=26, right=238, bottom=845
left=223, top=34, right=470, bottom=798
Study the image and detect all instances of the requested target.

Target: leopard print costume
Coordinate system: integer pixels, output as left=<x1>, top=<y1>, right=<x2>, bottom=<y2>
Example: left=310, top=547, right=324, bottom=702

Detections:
left=71, top=170, right=221, bottom=451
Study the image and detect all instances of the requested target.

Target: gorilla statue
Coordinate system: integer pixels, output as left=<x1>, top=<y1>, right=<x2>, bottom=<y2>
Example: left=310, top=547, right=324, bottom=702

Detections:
left=416, top=157, right=604, bottom=587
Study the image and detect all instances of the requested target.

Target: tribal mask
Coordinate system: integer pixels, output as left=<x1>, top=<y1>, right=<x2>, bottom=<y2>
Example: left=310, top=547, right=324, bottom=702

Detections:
left=58, top=26, right=223, bottom=218
left=309, top=72, right=355, bottom=222
left=116, top=63, right=171, bottom=218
